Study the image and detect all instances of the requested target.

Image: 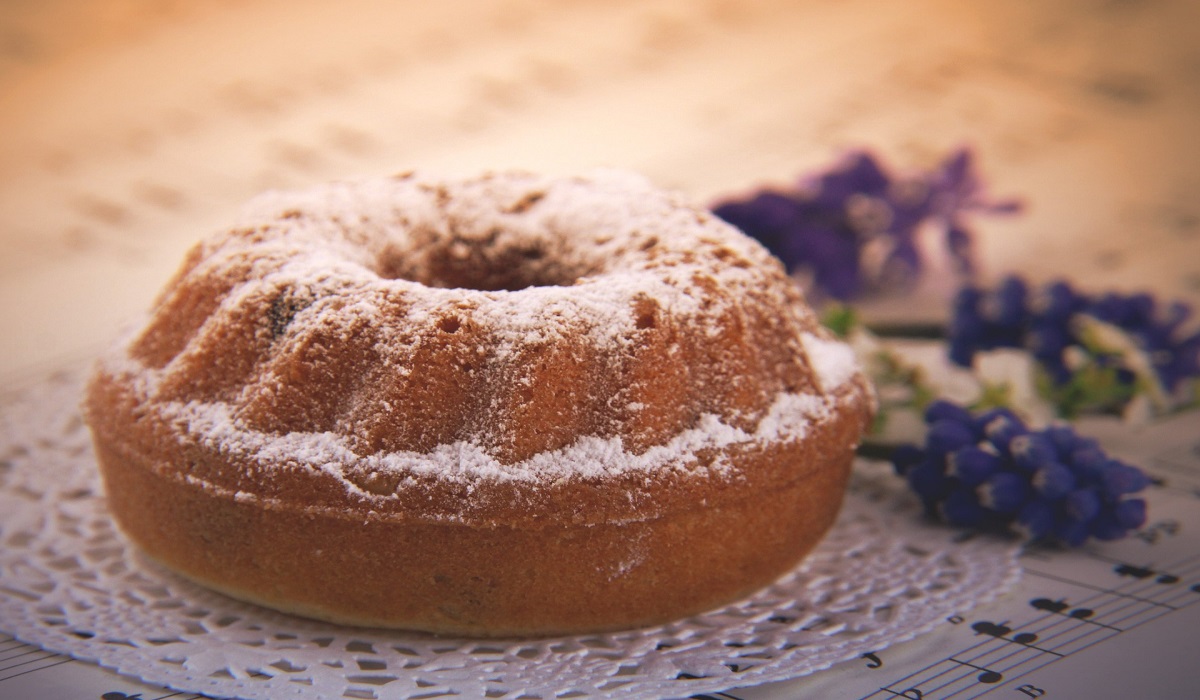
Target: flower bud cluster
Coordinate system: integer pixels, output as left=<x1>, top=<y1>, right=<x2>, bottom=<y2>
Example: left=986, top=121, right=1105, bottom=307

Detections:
left=892, top=400, right=1150, bottom=546
left=948, top=275, right=1199, bottom=416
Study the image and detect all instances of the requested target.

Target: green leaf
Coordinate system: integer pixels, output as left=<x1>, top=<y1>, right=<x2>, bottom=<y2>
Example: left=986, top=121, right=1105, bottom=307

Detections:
left=820, top=303, right=858, bottom=338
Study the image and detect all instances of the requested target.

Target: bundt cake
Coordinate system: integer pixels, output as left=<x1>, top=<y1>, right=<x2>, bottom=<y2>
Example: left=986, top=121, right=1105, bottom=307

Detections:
left=84, top=170, right=874, bottom=636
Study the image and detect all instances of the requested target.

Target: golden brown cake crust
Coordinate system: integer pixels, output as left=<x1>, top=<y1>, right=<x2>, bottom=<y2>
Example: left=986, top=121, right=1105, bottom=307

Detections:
left=84, top=170, right=874, bottom=635
left=87, top=379, right=869, bottom=635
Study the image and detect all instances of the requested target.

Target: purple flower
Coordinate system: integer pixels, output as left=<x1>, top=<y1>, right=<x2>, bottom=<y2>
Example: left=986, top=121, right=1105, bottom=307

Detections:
left=712, top=148, right=1019, bottom=301
left=890, top=399, right=1152, bottom=547
left=948, top=274, right=1200, bottom=416
left=949, top=445, right=1001, bottom=486
left=1032, top=462, right=1076, bottom=499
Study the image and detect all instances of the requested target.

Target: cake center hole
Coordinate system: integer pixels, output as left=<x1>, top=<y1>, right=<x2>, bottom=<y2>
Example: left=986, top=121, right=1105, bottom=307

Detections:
left=377, top=232, right=588, bottom=291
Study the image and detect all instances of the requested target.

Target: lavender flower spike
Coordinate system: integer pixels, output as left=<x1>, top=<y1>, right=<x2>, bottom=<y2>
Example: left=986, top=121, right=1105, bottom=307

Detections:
left=712, top=147, right=1020, bottom=302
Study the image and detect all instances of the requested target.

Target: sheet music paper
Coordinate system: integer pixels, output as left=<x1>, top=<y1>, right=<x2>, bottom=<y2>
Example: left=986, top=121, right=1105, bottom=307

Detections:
left=1, top=1, right=1198, bottom=697
left=730, top=412, right=1200, bottom=699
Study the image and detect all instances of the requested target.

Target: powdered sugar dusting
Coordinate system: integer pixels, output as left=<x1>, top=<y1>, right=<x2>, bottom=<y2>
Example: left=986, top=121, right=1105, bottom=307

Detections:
left=152, top=386, right=855, bottom=515
left=801, top=332, right=861, bottom=393
left=200, top=169, right=786, bottom=355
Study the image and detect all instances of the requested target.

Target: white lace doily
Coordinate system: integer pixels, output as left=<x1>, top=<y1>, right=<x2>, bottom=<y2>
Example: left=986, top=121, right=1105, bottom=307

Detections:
left=0, top=371, right=1021, bottom=700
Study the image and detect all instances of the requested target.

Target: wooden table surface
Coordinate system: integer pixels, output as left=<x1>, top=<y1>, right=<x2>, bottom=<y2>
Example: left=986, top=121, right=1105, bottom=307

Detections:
left=2, top=0, right=1198, bottom=379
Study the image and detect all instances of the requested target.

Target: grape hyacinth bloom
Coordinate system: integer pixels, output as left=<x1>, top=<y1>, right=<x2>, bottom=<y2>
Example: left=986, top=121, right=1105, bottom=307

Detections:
left=892, top=399, right=1150, bottom=547
left=948, top=275, right=1200, bottom=417
left=712, top=148, right=1020, bottom=302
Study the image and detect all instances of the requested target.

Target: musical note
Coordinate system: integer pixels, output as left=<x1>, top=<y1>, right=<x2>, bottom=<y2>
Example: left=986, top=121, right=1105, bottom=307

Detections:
left=863, top=652, right=883, bottom=668
left=1029, top=598, right=1066, bottom=614
left=1030, top=598, right=1095, bottom=620
left=1134, top=519, right=1180, bottom=544
left=1114, top=563, right=1154, bottom=579
left=971, top=618, right=1049, bottom=650
left=1113, top=563, right=1183, bottom=585
left=950, top=658, right=1004, bottom=684
left=971, top=620, right=1011, bottom=637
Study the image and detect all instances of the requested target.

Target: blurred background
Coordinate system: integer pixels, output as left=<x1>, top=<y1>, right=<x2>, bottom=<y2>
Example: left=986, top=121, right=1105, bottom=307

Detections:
left=2, top=0, right=1198, bottom=378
